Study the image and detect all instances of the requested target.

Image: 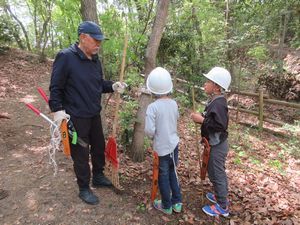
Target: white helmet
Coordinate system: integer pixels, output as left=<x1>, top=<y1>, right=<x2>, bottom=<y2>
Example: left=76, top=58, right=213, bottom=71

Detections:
left=203, top=67, right=231, bottom=91
left=146, top=67, right=173, bottom=95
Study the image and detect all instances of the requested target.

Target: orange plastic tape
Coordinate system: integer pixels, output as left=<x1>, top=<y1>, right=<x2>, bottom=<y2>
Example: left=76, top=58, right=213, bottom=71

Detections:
left=151, top=151, right=159, bottom=202
left=200, top=137, right=211, bottom=180
left=60, top=119, right=71, bottom=157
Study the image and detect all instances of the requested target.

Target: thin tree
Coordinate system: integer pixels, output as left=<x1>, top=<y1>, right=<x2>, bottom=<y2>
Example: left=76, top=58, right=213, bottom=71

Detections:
left=3, top=2, right=31, bottom=50
left=130, top=0, right=170, bottom=162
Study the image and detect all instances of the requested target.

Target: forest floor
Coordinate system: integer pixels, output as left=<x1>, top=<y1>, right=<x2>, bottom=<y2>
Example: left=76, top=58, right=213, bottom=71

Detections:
left=0, top=48, right=299, bottom=225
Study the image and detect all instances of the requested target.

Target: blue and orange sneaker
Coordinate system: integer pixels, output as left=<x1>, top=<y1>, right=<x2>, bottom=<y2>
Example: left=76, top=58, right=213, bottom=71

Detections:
left=202, top=203, right=229, bottom=217
left=153, top=199, right=172, bottom=215
left=206, top=192, right=217, bottom=203
left=206, top=192, right=229, bottom=206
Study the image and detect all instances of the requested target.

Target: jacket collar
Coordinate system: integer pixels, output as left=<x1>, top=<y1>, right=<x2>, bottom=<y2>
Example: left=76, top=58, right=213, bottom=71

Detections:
left=70, top=43, right=99, bottom=61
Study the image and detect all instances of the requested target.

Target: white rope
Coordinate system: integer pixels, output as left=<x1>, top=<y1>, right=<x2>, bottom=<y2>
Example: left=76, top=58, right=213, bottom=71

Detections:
left=48, top=116, right=70, bottom=176
left=171, top=151, right=180, bottom=185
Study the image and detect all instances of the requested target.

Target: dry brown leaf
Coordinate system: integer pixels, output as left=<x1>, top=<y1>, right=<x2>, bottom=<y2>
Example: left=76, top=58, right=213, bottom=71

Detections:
left=161, top=215, right=171, bottom=222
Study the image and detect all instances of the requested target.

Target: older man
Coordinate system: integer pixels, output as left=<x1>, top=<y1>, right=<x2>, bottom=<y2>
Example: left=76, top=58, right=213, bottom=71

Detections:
left=49, top=21, right=126, bottom=205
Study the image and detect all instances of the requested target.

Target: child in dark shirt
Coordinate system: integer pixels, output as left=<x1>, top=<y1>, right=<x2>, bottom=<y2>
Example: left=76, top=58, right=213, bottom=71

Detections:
left=191, top=67, right=231, bottom=217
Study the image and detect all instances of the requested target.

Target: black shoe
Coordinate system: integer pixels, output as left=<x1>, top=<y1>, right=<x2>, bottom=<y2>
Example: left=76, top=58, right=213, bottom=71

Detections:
left=92, top=174, right=112, bottom=187
left=79, top=189, right=99, bottom=205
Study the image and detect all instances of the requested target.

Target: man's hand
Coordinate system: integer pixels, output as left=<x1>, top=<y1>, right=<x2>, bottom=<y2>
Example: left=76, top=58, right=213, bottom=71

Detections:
left=53, top=110, right=70, bottom=127
left=112, top=82, right=127, bottom=94
left=190, top=112, right=204, bottom=124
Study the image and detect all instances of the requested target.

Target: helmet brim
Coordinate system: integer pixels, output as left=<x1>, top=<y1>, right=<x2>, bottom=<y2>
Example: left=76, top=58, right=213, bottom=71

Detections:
left=203, top=73, right=228, bottom=91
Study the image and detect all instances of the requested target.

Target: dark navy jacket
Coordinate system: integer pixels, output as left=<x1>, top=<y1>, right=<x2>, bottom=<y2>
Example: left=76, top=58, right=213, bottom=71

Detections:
left=49, top=44, right=113, bottom=118
left=201, top=96, right=228, bottom=145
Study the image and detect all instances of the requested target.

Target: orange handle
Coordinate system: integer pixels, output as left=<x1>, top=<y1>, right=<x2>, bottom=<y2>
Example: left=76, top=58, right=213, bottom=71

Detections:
left=200, top=137, right=210, bottom=180
left=151, top=151, right=159, bottom=202
left=60, top=119, right=71, bottom=157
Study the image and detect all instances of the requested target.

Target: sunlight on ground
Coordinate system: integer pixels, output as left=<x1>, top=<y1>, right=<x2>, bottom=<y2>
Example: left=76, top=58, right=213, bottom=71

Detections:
left=28, top=145, right=48, bottom=154
left=19, top=94, right=37, bottom=104
left=12, top=153, right=24, bottom=158
left=25, top=130, right=33, bottom=135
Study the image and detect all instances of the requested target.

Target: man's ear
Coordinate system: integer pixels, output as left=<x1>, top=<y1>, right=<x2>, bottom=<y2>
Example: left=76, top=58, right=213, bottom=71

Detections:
left=79, top=33, right=86, bottom=42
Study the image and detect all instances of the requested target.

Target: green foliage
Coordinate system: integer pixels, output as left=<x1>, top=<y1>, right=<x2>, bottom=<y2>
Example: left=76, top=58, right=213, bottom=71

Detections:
left=249, top=157, right=261, bottom=165
left=136, top=202, right=146, bottom=213
left=268, top=159, right=283, bottom=171
left=174, top=93, right=191, bottom=109
left=233, top=156, right=242, bottom=165
left=124, top=68, right=144, bottom=88
left=0, top=13, right=17, bottom=46
left=196, top=104, right=205, bottom=113
left=119, top=99, right=138, bottom=130
left=101, top=7, right=127, bottom=80
left=2, top=0, right=300, bottom=95
left=119, top=99, right=139, bottom=147
left=159, top=0, right=226, bottom=83
left=52, top=0, right=81, bottom=45
left=143, top=136, right=151, bottom=150
left=279, top=121, right=300, bottom=159
left=247, top=45, right=268, bottom=61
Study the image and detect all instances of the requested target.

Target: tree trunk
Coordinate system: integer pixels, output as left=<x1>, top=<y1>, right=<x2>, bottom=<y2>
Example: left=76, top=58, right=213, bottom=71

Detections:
left=80, top=0, right=98, bottom=22
left=278, top=11, right=290, bottom=59
left=130, top=0, right=170, bottom=162
left=80, top=0, right=110, bottom=136
left=191, top=2, right=204, bottom=74
left=4, top=3, right=31, bottom=51
left=225, top=0, right=235, bottom=86
left=39, top=15, right=52, bottom=61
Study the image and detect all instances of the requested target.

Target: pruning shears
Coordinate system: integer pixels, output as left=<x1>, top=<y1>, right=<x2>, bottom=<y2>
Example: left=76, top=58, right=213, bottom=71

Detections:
left=25, top=88, right=88, bottom=149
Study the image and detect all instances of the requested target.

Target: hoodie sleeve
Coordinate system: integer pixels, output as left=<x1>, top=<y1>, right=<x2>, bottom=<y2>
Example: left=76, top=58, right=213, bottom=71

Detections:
left=98, top=60, right=114, bottom=93
left=102, top=80, right=114, bottom=93
left=49, top=51, right=68, bottom=112
left=144, top=104, right=156, bottom=139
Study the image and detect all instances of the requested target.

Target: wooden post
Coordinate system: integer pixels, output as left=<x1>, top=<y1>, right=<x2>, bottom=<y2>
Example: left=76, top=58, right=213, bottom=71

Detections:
left=258, top=88, right=264, bottom=130
left=192, top=87, right=204, bottom=204
left=173, top=72, right=177, bottom=92
left=236, top=66, right=242, bottom=123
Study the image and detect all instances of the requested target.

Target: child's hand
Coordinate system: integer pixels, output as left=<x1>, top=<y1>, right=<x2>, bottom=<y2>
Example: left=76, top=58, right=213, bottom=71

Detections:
left=190, top=112, right=204, bottom=123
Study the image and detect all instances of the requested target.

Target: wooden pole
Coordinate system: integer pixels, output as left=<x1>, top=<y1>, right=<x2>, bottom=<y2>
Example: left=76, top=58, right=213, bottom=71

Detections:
left=192, top=87, right=204, bottom=204
left=258, top=88, right=264, bottom=131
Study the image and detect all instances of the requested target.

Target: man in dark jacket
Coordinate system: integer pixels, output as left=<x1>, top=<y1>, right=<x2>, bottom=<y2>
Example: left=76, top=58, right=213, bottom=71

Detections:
left=49, top=21, right=126, bottom=205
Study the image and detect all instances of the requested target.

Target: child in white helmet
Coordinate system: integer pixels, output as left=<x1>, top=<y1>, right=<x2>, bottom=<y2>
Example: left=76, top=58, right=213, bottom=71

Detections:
left=191, top=67, right=231, bottom=217
left=145, top=67, right=182, bottom=215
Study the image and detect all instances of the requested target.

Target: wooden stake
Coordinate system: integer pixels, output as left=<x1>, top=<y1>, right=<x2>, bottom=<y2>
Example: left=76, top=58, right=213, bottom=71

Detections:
left=192, top=87, right=204, bottom=204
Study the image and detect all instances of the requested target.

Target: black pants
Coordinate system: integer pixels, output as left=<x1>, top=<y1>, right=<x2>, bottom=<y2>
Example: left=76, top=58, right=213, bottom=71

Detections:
left=70, top=115, right=105, bottom=189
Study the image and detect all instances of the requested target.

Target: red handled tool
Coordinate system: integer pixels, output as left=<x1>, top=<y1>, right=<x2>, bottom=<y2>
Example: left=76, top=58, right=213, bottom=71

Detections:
left=25, top=89, right=88, bottom=150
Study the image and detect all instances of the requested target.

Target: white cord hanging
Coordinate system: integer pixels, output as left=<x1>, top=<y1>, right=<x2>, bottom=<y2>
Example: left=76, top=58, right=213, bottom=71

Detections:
left=48, top=116, right=70, bottom=176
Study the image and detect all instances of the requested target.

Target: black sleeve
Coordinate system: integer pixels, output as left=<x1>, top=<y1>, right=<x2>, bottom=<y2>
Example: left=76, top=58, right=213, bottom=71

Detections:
left=102, top=80, right=114, bottom=93
left=201, top=101, right=228, bottom=134
left=97, top=60, right=114, bottom=93
left=49, top=52, right=68, bottom=112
